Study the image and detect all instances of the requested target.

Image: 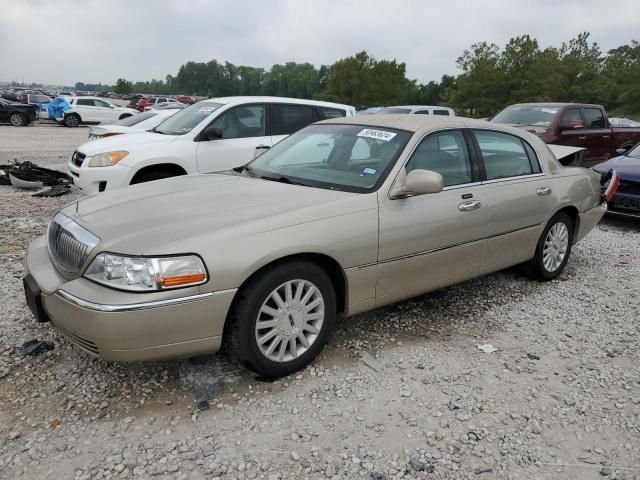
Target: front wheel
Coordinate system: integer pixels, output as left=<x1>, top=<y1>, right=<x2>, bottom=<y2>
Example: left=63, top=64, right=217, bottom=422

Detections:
left=226, top=261, right=336, bottom=377
left=523, top=212, right=573, bottom=281
left=9, top=113, right=27, bottom=126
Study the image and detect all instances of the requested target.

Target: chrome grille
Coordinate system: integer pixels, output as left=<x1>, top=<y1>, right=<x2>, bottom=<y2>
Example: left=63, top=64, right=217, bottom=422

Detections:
left=48, top=212, right=100, bottom=275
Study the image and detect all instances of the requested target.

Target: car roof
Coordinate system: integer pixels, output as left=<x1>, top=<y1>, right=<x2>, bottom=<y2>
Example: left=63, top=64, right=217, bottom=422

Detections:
left=201, top=96, right=354, bottom=110
left=318, top=114, right=539, bottom=136
left=382, top=105, right=453, bottom=110
left=507, top=102, right=603, bottom=109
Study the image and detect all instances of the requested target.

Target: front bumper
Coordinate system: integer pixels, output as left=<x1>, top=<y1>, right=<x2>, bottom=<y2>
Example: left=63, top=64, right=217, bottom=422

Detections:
left=68, top=153, right=133, bottom=194
left=606, top=192, right=640, bottom=219
left=25, top=235, right=236, bottom=361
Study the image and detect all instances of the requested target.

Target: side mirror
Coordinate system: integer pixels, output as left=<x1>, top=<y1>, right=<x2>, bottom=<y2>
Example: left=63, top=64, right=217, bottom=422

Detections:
left=390, top=169, right=443, bottom=199
left=561, top=119, right=584, bottom=130
left=616, top=146, right=631, bottom=156
left=202, top=126, right=223, bottom=140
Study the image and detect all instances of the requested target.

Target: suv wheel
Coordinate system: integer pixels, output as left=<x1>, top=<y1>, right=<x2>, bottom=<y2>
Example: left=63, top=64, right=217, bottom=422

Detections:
left=64, top=113, right=81, bottom=128
left=227, top=261, right=336, bottom=377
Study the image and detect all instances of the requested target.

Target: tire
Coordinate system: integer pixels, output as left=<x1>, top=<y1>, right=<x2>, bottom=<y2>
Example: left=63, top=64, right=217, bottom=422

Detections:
left=64, top=113, right=81, bottom=128
left=9, top=113, right=26, bottom=126
left=226, top=261, right=337, bottom=377
left=522, top=212, right=573, bottom=281
left=130, top=168, right=183, bottom=184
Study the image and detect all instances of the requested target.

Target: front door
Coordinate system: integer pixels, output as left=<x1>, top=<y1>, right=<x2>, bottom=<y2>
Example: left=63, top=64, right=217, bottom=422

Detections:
left=196, top=104, right=271, bottom=173
left=376, top=129, right=488, bottom=306
left=581, top=107, right=610, bottom=166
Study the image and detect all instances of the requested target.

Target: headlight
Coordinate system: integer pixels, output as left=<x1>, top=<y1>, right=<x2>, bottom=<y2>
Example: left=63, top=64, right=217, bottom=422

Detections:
left=87, top=150, right=128, bottom=167
left=84, top=253, right=207, bottom=291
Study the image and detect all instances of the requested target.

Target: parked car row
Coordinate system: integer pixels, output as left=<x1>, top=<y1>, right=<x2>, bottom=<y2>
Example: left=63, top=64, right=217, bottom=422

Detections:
left=24, top=112, right=615, bottom=377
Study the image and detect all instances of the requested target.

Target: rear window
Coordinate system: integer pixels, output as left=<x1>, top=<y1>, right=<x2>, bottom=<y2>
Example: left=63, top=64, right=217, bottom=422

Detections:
left=113, top=112, right=156, bottom=126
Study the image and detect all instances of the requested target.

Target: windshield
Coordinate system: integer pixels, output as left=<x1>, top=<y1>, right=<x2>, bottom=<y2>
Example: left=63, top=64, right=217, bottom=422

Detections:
left=244, top=124, right=411, bottom=193
left=154, top=101, right=223, bottom=135
left=492, top=106, right=560, bottom=126
left=625, top=144, right=640, bottom=158
left=378, top=107, right=412, bottom=114
left=112, top=112, right=156, bottom=126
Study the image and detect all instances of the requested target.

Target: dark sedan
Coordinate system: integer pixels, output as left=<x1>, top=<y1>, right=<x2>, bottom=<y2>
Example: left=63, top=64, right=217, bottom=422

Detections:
left=594, top=145, right=640, bottom=218
left=0, top=98, right=37, bottom=126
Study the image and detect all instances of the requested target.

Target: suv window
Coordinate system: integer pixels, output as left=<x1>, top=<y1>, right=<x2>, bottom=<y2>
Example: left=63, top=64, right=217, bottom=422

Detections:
left=210, top=104, right=266, bottom=139
left=93, top=99, right=110, bottom=108
left=316, top=107, right=346, bottom=119
left=76, top=99, right=94, bottom=106
left=271, top=104, right=314, bottom=135
left=405, top=130, right=472, bottom=187
left=561, top=108, right=582, bottom=127
left=433, top=109, right=450, bottom=116
left=473, top=130, right=540, bottom=180
left=582, top=108, right=605, bottom=129
left=414, top=110, right=430, bottom=115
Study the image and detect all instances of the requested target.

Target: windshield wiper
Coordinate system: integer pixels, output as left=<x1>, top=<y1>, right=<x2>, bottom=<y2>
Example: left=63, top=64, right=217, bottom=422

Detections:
left=259, top=174, right=306, bottom=186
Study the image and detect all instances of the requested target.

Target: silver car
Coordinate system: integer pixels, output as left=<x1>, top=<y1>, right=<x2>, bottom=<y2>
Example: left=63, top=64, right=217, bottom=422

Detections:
left=24, top=115, right=608, bottom=377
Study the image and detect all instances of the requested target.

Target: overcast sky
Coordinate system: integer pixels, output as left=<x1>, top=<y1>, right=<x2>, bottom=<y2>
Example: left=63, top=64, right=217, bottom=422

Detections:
left=1, top=0, right=638, bottom=86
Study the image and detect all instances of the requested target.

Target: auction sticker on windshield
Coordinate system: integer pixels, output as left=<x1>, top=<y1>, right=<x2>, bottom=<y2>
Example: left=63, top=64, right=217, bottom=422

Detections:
left=357, top=128, right=397, bottom=142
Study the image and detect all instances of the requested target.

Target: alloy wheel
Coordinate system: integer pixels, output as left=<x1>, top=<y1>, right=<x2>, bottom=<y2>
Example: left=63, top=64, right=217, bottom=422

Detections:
left=255, top=279, right=325, bottom=363
left=542, top=222, right=569, bottom=272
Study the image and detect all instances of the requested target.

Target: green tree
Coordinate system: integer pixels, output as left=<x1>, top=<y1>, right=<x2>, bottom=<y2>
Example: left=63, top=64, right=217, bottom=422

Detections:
left=114, top=78, right=133, bottom=95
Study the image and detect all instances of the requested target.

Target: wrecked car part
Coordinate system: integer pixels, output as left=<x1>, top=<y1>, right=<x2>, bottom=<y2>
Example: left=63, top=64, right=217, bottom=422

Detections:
left=22, top=339, right=54, bottom=356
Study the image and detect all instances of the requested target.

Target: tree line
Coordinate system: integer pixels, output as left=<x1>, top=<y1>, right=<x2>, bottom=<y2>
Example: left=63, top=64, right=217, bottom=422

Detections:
left=109, top=32, right=639, bottom=118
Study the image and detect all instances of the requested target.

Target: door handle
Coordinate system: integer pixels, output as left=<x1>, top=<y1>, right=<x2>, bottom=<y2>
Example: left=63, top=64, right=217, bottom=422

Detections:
left=255, top=145, right=270, bottom=150
left=536, top=186, right=552, bottom=196
left=602, top=135, right=610, bottom=139
left=458, top=200, right=481, bottom=211
left=578, top=136, right=586, bottom=140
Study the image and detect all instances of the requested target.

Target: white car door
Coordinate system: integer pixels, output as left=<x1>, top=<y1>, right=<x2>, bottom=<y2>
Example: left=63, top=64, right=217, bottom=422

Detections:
left=195, top=104, right=271, bottom=173
left=74, top=99, right=98, bottom=121
left=92, top=99, right=116, bottom=123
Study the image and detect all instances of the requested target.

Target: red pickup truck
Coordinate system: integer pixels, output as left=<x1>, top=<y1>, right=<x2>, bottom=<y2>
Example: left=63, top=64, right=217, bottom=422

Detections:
left=491, top=103, right=640, bottom=166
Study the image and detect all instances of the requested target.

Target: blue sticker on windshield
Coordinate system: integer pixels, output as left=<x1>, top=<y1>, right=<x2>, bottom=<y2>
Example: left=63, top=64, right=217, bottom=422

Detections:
left=362, top=167, right=377, bottom=175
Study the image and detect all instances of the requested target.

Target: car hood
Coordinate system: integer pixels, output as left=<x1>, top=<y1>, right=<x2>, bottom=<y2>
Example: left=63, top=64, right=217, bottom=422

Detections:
left=592, top=155, right=640, bottom=182
left=76, top=131, right=179, bottom=155
left=63, top=173, right=361, bottom=254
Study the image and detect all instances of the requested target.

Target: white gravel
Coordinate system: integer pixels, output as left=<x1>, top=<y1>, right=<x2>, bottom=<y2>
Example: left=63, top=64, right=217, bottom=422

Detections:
left=1, top=125, right=639, bottom=480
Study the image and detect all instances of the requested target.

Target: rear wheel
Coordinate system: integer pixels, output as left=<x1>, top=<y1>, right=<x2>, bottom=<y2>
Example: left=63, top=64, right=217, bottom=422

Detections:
left=226, top=261, right=336, bottom=377
left=522, top=212, right=573, bottom=280
left=64, top=113, right=80, bottom=128
left=9, top=113, right=26, bottom=126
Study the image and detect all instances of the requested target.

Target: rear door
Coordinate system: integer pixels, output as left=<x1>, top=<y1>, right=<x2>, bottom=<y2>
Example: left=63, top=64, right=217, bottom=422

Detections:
left=92, top=99, right=116, bottom=122
left=195, top=103, right=270, bottom=172
left=471, top=129, right=557, bottom=274
left=74, top=99, right=98, bottom=122
left=270, top=103, right=316, bottom=147
left=581, top=107, right=610, bottom=165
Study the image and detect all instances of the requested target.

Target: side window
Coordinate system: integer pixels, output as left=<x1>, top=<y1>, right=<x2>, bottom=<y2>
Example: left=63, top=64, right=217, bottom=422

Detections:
left=473, top=130, right=537, bottom=180
left=560, top=108, right=582, bottom=127
left=582, top=108, right=605, bottom=129
left=93, top=99, right=110, bottom=107
left=271, top=104, right=314, bottom=135
left=317, top=107, right=346, bottom=119
left=210, top=104, right=266, bottom=139
left=76, top=99, right=93, bottom=106
left=433, top=109, right=450, bottom=116
left=414, top=110, right=430, bottom=115
left=405, top=130, right=472, bottom=187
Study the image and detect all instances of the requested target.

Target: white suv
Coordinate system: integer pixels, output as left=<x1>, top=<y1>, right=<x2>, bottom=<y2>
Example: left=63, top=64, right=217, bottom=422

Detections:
left=69, top=96, right=355, bottom=193
left=59, top=97, right=139, bottom=127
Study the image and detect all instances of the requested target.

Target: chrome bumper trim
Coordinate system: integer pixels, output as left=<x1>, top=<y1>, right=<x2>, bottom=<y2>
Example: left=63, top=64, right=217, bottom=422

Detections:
left=55, top=290, right=214, bottom=312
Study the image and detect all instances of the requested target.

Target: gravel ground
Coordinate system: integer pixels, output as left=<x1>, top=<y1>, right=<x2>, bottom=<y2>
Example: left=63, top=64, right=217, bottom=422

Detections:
left=1, top=125, right=639, bottom=480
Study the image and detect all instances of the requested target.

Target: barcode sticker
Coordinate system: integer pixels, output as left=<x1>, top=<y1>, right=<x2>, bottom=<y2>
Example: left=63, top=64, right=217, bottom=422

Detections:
left=357, top=128, right=397, bottom=142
